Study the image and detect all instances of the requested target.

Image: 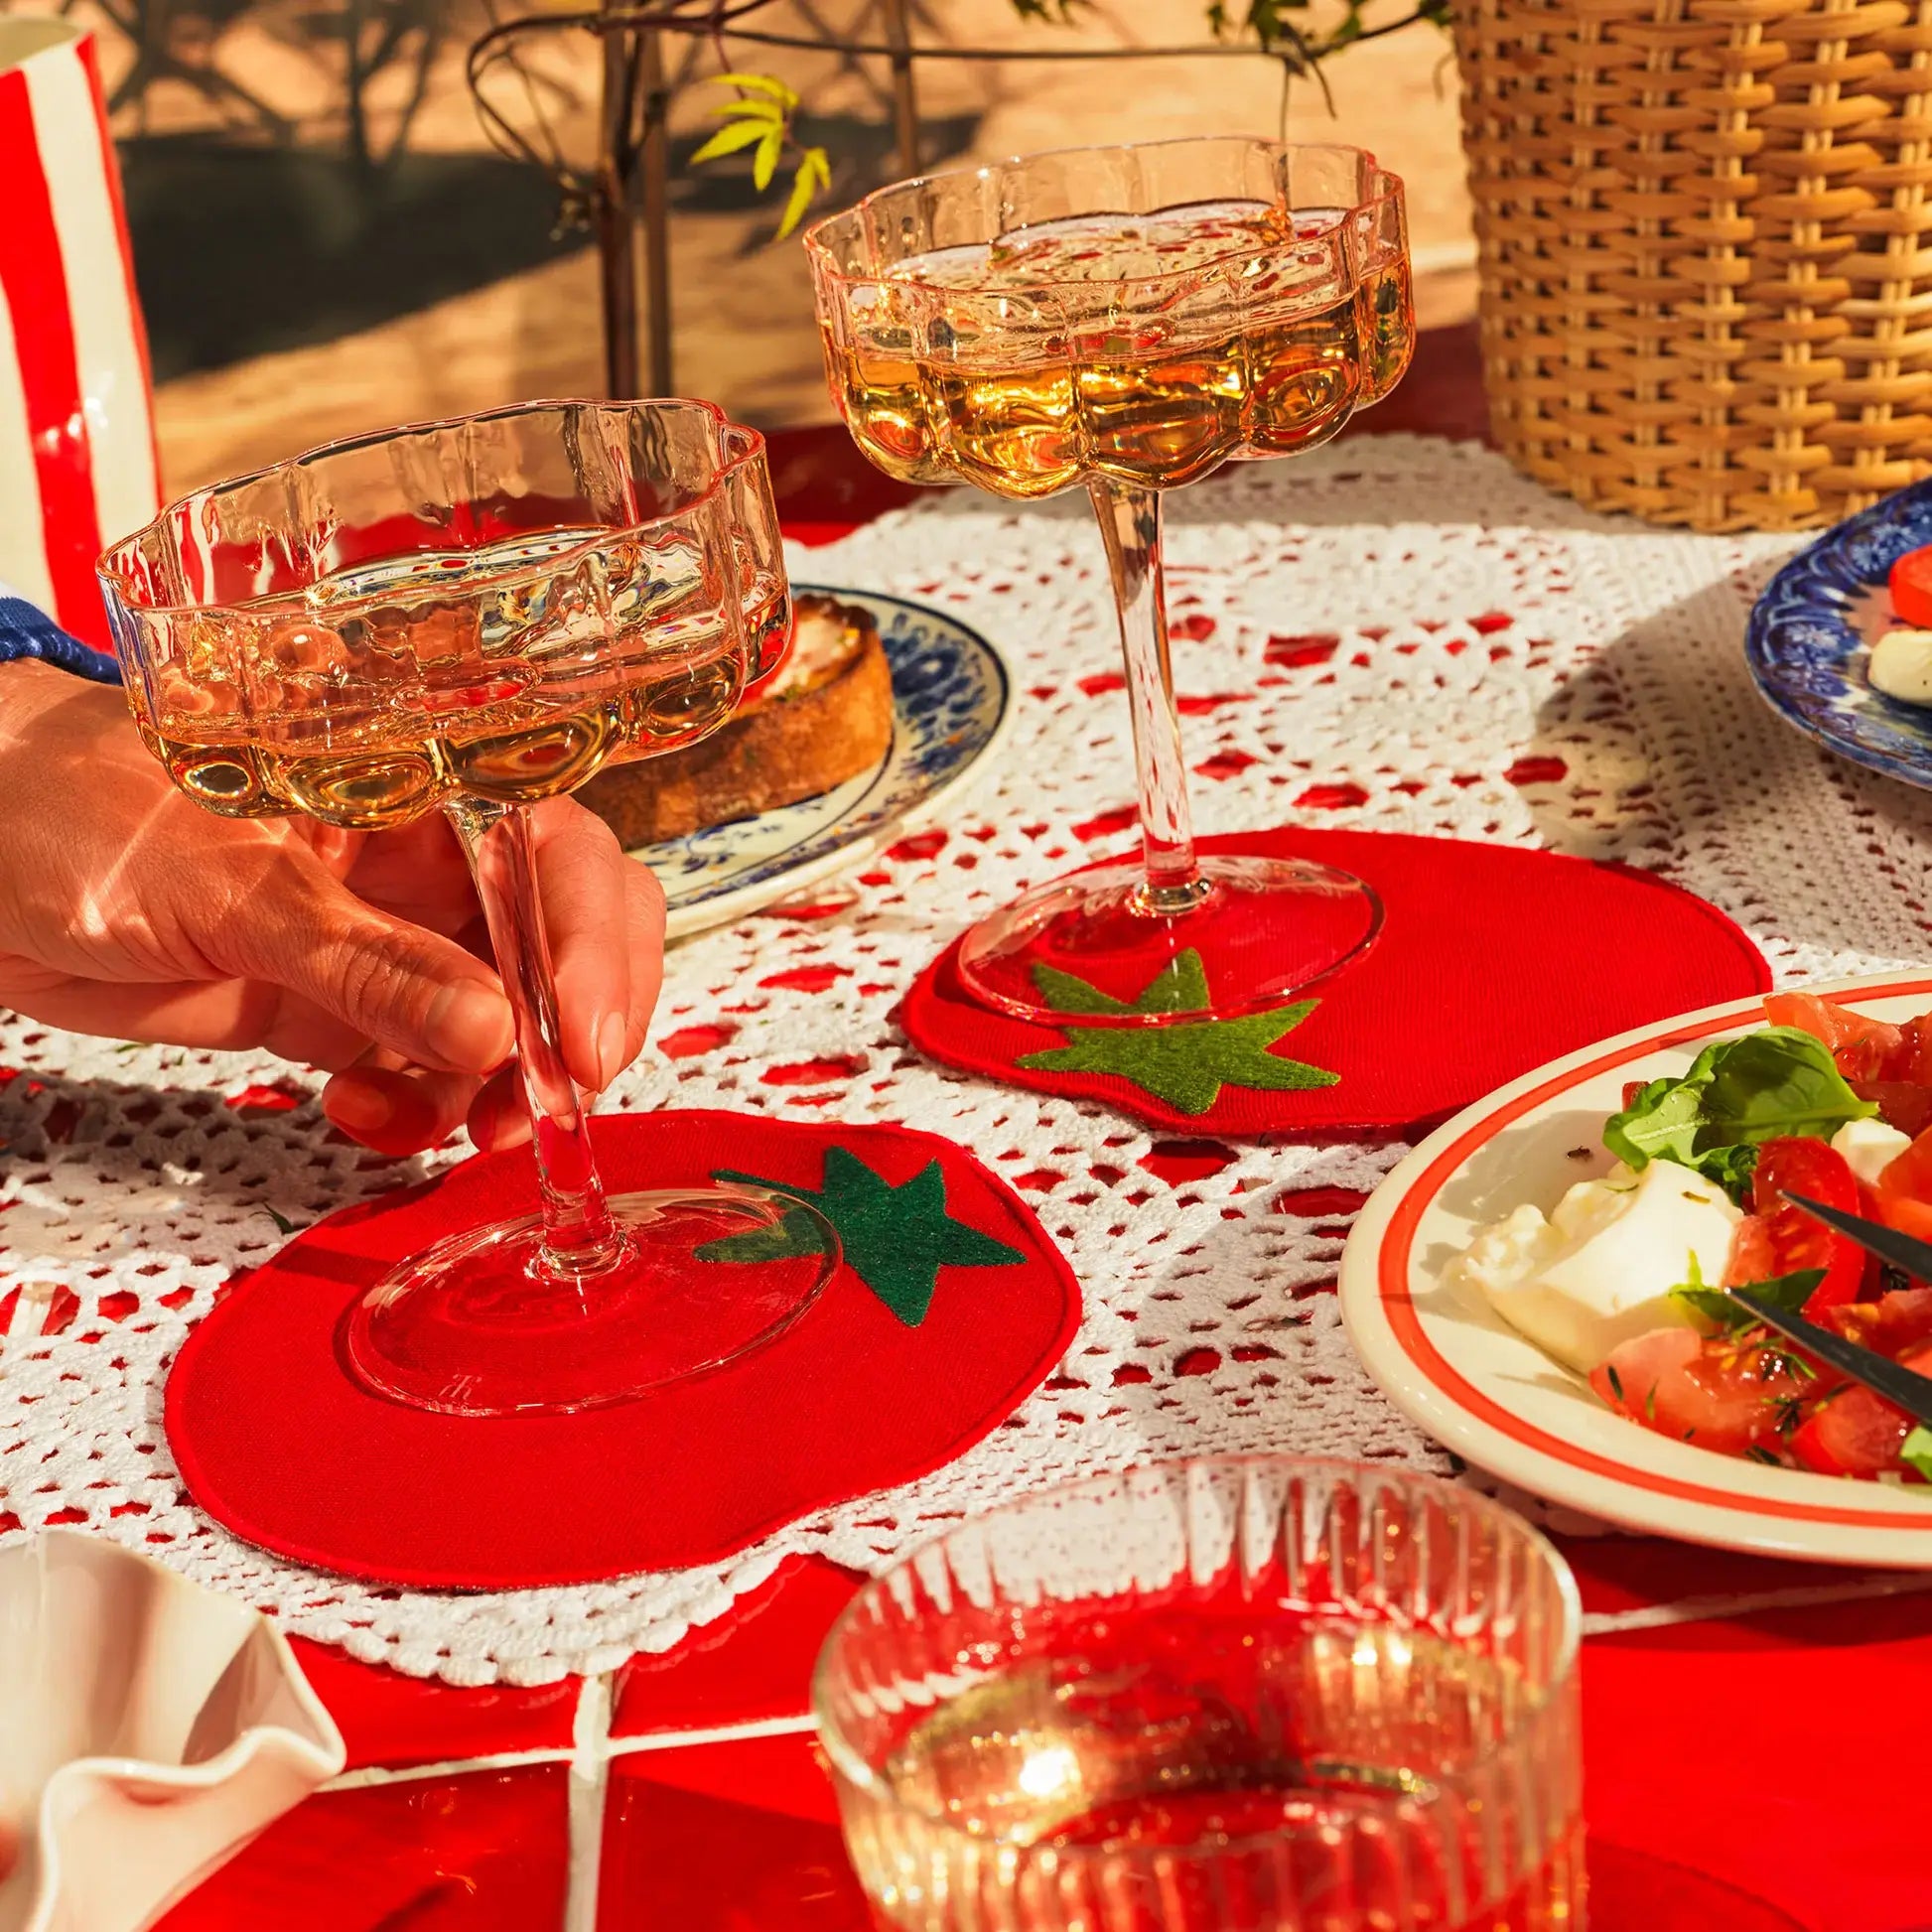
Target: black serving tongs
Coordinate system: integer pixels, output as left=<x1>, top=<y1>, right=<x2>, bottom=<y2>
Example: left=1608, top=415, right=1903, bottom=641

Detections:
left=1731, top=1190, right=1932, bottom=1429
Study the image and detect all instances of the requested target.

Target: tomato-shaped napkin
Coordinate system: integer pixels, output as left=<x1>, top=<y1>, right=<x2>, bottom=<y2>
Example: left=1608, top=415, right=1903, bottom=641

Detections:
left=165, top=1114, right=1079, bottom=1589
left=903, top=828, right=1771, bottom=1135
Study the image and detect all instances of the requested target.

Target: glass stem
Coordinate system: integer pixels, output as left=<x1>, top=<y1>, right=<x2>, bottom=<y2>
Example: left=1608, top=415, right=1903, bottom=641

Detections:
left=1088, top=477, right=1210, bottom=916
left=445, top=797, right=625, bottom=1278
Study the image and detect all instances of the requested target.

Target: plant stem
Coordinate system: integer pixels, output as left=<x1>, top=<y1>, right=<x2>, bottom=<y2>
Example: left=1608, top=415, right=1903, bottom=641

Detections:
left=1088, top=476, right=1211, bottom=916
left=445, top=797, right=625, bottom=1277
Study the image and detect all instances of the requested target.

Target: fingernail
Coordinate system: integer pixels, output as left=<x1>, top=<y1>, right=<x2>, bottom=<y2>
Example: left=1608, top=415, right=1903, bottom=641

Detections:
left=481, top=1111, right=533, bottom=1153
left=426, top=981, right=514, bottom=1072
left=325, top=1083, right=393, bottom=1137
left=595, top=1010, right=627, bottom=1090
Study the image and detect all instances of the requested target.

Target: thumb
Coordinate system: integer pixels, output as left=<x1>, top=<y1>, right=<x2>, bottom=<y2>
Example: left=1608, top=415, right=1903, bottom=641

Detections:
left=207, top=848, right=514, bottom=1074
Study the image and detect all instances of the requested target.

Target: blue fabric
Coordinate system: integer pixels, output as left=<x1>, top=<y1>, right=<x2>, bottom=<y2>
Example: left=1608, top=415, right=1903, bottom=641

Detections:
left=0, top=590, right=121, bottom=684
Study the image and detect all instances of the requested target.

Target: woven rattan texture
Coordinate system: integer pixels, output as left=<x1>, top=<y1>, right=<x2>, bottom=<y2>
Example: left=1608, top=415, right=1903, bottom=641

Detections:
left=1456, top=0, right=1932, bottom=530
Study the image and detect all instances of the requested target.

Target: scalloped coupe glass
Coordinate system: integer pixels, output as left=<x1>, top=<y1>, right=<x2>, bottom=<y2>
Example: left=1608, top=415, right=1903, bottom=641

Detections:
left=98, top=399, right=838, bottom=1418
left=807, top=139, right=1413, bottom=1026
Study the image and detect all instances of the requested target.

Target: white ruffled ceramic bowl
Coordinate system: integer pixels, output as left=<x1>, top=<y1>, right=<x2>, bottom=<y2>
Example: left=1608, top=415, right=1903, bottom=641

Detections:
left=0, top=1531, right=345, bottom=1932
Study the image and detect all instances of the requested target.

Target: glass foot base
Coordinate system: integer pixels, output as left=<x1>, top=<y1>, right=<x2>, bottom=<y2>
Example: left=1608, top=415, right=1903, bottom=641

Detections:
left=343, top=1187, right=838, bottom=1418
left=955, top=853, right=1382, bottom=1027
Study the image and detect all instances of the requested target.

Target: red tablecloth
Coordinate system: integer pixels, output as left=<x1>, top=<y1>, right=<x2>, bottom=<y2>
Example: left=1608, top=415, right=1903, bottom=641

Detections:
left=153, top=330, right=1931, bottom=1932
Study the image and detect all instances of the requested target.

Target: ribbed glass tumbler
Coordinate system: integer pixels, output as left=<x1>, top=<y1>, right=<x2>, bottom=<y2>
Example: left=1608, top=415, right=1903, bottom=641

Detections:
left=814, top=1456, right=1584, bottom=1931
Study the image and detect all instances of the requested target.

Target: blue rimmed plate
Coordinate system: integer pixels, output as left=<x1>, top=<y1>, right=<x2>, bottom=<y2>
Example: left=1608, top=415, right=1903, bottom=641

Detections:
left=640, top=587, right=1014, bottom=938
left=1747, top=480, right=1932, bottom=785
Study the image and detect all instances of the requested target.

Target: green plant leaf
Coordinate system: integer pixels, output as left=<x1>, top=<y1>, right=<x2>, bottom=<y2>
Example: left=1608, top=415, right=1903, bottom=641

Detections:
left=1603, top=1029, right=1874, bottom=1178
left=1902, top=1424, right=1932, bottom=1483
left=776, top=146, right=832, bottom=238
left=1217, top=0, right=1314, bottom=47
left=689, top=117, right=775, bottom=166
left=753, top=127, right=782, bottom=192
left=1604, top=1065, right=1709, bottom=1172
left=1690, top=1140, right=1761, bottom=1204
left=708, top=96, right=784, bottom=123
left=714, top=70, right=799, bottom=106
left=1672, top=1267, right=1825, bottom=1332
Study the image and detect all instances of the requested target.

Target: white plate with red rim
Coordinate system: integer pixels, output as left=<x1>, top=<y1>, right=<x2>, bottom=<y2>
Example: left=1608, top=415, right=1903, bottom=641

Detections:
left=1339, top=972, right=1932, bottom=1567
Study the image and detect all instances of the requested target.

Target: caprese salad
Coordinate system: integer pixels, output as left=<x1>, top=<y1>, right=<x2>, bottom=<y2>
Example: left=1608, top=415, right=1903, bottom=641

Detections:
left=1447, top=991, right=1932, bottom=1483
left=1867, top=546, right=1932, bottom=705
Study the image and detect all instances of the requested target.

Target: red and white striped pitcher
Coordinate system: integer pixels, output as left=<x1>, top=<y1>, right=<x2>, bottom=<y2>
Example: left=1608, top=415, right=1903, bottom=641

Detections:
left=0, top=16, right=157, bottom=651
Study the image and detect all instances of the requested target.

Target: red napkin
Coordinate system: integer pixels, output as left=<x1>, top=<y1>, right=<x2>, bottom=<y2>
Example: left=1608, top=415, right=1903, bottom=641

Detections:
left=166, top=1113, right=1079, bottom=1589
left=903, top=828, right=1770, bottom=1135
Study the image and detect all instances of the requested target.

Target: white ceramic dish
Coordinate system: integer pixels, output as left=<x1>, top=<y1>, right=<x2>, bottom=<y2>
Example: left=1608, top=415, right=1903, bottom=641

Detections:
left=0, top=1531, right=344, bottom=1932
left=639, top=587, right=1013, bottom=939
left=1340, top=973, right=1932, bottom=1567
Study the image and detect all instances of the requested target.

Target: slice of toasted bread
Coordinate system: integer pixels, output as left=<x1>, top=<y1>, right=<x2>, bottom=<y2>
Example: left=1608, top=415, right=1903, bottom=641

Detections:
left=581, top=593, right=894, bottom=848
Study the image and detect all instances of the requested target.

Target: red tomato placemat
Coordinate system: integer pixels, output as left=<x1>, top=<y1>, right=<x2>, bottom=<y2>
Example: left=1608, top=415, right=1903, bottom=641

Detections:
left=165, top=1114, right=1079, bottom=1589
left=902, top=829, right=1770, bottom=1136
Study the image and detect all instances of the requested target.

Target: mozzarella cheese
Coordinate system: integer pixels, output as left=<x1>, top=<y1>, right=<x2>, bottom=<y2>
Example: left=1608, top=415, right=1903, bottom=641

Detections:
left=1868, top=627, right=1932, bottom=707
left=1830, top=1115, right=1911, bottom=1187
left=1449, top=1159, right=1740, bottom=1374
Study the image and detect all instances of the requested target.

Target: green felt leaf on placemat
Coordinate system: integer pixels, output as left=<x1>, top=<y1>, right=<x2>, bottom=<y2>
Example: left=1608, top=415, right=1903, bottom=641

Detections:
left=697, top=1145, right=1024, bottom=1326
left=1033, top=947, right=1217, bottom=1017
left=1016, top=950, right=1339, bottom=1116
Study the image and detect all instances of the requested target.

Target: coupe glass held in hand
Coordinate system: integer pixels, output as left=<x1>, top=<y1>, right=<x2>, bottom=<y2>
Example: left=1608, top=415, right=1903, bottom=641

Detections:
left=97, top=399, right=839, bottom=1420
left=814, top=1456, right=1585, bottom=1932
left=807, top=139, right=1414, bottom=1027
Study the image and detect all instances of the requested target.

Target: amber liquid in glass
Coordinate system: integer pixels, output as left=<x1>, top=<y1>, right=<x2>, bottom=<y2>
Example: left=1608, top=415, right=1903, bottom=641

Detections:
left=852, top=1612, right=1583, bottom=1932
left=824, top=204, right=1416, bottom=499
left=127, top=529, right=747, bottom=829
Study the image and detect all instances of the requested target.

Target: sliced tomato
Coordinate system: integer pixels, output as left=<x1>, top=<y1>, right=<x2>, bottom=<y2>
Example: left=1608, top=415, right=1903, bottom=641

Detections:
left=1731, top=1137, right=1865, bottom=1314
left=1880, top=1124, right=1932, bottom=1205
left=1763, top=992, right=1904, bottom=1082
left=1875, top=1128, right=1932, bottom=1260
left=1789, top=1394, right=1909, bottom=1476
left=1726, top=1213, right=1778, bottom=1286
left=1873, top=1189, right=1932, bottom=1246
left=1827, top=1286, right=1932, bottom=1358
left=1895, top=1015, right=1932, bottom=1085
left=1850, top=1078, right=1932, bottom=1139
left=1891, top=546, right=1932, bottom=628
left=1788, top=1340, right=1932, bottom=1475
left=1591, top=1326, right=1810, bottom=1458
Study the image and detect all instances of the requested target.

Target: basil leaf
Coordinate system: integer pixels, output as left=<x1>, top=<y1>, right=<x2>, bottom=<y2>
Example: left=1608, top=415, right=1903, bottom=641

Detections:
left=1671, top=1267, right=1825, bottom=1332
left=1687, top=1141, right=1760, bottom=1205
left=1603, top=1046, right=1725, bottom=1172
left=1699, top=1029, right=1876, bottom=1142
left=1604, top=1029, right=1873, bottom=1177
left=1901, top=1425, right=1932, bottom=1484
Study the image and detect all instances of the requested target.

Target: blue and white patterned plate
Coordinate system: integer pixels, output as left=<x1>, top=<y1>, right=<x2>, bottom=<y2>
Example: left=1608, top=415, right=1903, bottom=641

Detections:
left=1747, top=480, right=1932, bottom=786
left=641, top=586, right=1014, bottom=938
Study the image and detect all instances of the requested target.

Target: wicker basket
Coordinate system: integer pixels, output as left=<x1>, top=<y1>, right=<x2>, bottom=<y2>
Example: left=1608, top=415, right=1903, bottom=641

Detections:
left=1455, top=0, right=1932, bottom=531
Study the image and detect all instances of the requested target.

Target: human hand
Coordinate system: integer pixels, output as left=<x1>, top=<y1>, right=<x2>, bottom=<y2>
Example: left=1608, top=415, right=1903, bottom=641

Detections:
left=0, top=664, right=664, bottom=1155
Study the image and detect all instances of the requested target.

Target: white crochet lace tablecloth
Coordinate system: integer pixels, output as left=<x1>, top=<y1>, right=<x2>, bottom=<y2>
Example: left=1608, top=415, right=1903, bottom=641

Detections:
left=6, top=433, right=1930, bottom=1687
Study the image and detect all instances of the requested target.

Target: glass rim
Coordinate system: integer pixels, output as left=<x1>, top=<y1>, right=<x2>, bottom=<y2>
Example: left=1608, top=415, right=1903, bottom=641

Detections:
left=809, top=1451, right=1583, bottom=1860
left=801, top=135, right=1402, bottom=297
left=97, top=395, right=772, bottom=621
